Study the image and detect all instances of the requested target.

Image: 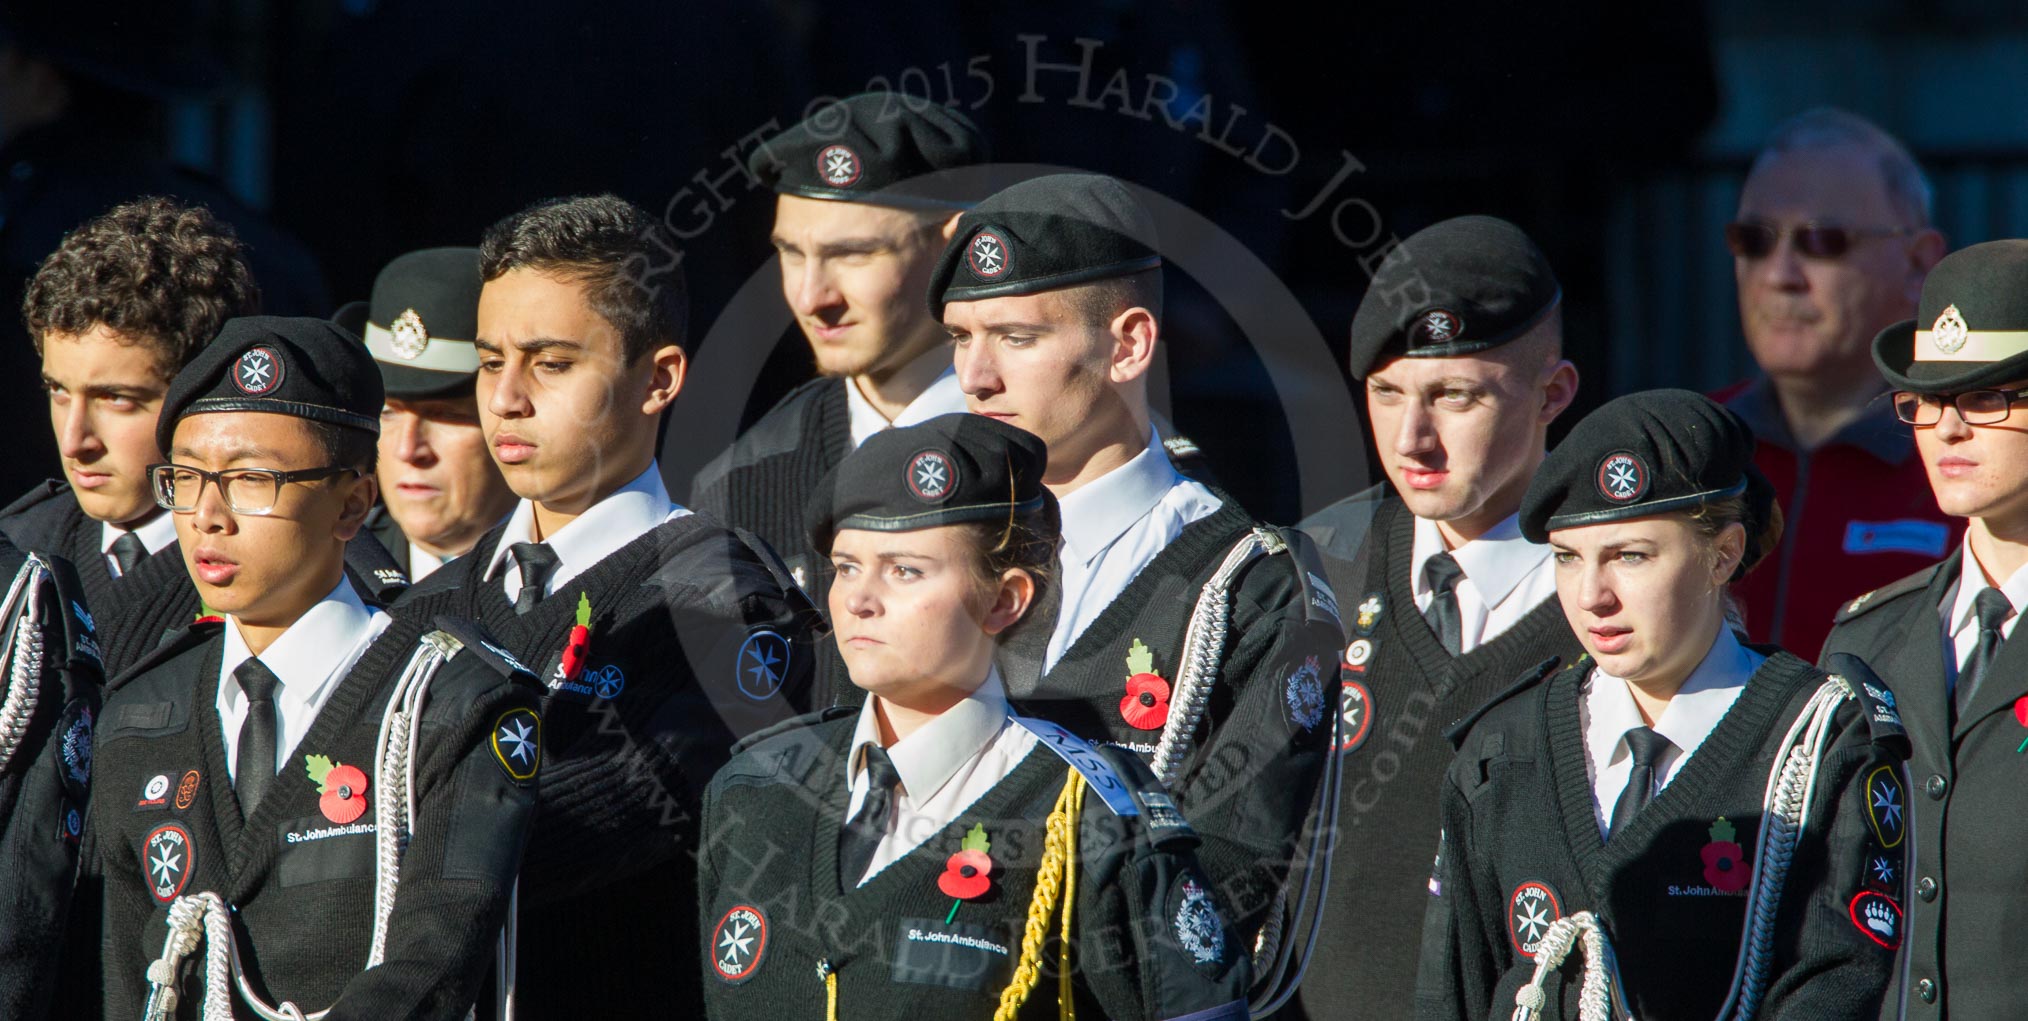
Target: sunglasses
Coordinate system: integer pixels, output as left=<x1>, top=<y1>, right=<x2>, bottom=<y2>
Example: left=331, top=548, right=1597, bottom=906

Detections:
left=1724, top=222, right=1914, bottom=260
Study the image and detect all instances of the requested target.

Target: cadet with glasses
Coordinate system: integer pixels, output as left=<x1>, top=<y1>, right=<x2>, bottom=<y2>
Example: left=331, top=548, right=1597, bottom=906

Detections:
left=65, top=317, right=542, bottom=1020
left=1420, top=390, right=1905, bottom=1021
left=1823, top=239, right=2028, bottom=1019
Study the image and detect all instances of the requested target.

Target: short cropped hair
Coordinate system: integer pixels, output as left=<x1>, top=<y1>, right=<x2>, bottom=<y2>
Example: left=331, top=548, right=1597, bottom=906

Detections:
left=23, top=196, right=260, bottom=375
left=478, top=194, right=690, bottom=362
left=307, top=419, right=379, bottom=474
left=1754, top=107, right=1934, bottom=228
left=1067, top=268, right=1163, bottom=330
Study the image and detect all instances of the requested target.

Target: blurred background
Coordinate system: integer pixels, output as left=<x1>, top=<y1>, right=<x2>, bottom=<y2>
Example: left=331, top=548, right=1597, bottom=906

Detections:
left=3, top=0, right=2024, bottom=523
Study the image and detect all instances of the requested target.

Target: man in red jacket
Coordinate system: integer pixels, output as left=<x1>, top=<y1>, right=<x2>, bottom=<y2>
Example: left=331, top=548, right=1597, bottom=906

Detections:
left=1719, top=107, right=1952, bottom=658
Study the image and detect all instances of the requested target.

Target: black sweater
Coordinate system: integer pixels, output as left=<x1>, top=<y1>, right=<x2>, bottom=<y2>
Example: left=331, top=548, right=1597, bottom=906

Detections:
left=0, top=542, right=100, bottom=1021
left=1291, top=488, right=1584, bottom=1021
left=690, top=376, right=857, bottom=705
left=399, top=511, right=825, bottom=1017
left=1418, top=651, right=1905, bottom=1021
left=70, top=612, right=541, bottom=1020
left=1008, top=496, right=1346, bottom=943
left=699, top=714, right=1250, bottom=1019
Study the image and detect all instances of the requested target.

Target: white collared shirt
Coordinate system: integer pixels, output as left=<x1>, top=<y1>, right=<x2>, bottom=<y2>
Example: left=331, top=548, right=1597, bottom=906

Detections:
left=1047, top=428, right=1223, bottom=671
left=1946, top=540, right=2028, bottom=676
left=844, top=367, right=969, bottom=450
left=407, top=545, right=449, bottom=584
left=1409, top=512, right=1557, bottom=654
left=216, top=579, right=393, bottom=781
left=100, top=512, right=179, bottom=579
left=482, top=463, right=692, bottom=604
left=843, top=669, right=1041, bottom=885
left=1579, top=627, right=1765, bottom=840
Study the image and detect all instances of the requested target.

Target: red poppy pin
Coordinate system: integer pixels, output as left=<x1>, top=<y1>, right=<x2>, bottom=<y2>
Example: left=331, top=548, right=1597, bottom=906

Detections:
left=937, top=824, right=994, bottom=922
left=305, top=754, right=369, bottom=824
left=560, top=593, right=593, bottom=682
left=2014, top=696, right=2028, bottom=753
left=1119, top=638, right=1170, bottom=730
left=1700, top=817, right=1749, bottom=894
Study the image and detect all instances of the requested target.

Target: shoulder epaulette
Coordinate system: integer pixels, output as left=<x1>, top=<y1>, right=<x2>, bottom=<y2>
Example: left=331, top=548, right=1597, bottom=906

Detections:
left=1443, top=656, right=1568, bottom=748
left=1094, top=744, right=1199, bottom=849
left=730, top=705, right=855, bottom=757
left=106, top=619, right=223, bottom=692
left=0, top=479, right=67, bottom=523
left=1271, top=525, right=1344, bottom=632
left=1834, top=563, right=1946, bottom=624
left=1161, top=431, right=1219, bottom=487
left=1822, top=652, right=1911, bottom=756
left=344, top=532, right=410, bottom=606
left=1295, top=483, right=1393, bottom=555
left=39, top=552, right=104, bottom=685
left=429, top=614, right=538, bottom=682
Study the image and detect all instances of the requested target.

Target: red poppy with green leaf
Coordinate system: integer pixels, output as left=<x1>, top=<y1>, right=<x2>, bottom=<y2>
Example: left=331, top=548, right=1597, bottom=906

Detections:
left=938, top=824, right=994, bottom=922
left=305, top=753, right=370, bottom=825
left=1700, top=817, right=1749, bottom=893
left=1118, top=638, right=1170, bottom=730
left=560, top=593, right=592, bottom=682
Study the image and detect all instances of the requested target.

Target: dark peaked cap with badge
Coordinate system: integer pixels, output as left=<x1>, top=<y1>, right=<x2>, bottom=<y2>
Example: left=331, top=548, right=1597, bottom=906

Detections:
left=336, top=247, right=485, bottom=399
left=1347, top=214, right=1562, bottom=379
left=1521, top=389, right=1777, bottom=581
left=158, top=315, right=384, bottom=452
left=807, top=412, right=1058, bottom=552
left=748, top=92, right=987, bottom=209
left=1875, top=238, right=2028, bottom=392
left=928, top=172, right=1161, bottom=319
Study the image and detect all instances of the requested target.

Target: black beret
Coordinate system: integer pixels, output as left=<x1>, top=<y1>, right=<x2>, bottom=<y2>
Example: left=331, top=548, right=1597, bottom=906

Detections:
left=807, top=413, right=1058, bottom=554
left=158, top=316, right=383, bottom=453
left=1347, top=215, right=1562, bottom=379
left=1521, top=389, right=1776, bottom=579
left=748, top=93, right=987, bottom=210
left=356, top=247, right=483, bottom=399
left=928, top=173, right=1161, bottom=320
left=1874, top=239, right=2028, bottom=393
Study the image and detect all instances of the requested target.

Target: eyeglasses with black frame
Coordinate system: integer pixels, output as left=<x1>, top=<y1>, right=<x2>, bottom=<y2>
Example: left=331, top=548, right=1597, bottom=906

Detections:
left=1891, top=388, right=2028, bottom=426
left=147, top=463, right=361, bottom=515
left=1724, top=221, right=1915, bottom=260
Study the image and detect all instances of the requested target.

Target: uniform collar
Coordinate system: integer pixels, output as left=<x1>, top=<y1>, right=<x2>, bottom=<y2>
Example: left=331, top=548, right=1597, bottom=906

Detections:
left=482, top=462, right=685, bottom=593
left=1409, top=510, right=1549, bottom=607
left=220, top=578, right=384, bottom=713
left=844, top=366, right=968, bottom=450
left=101, top=509, right=179, bottom=556
left=1585, top=626, right=1762, bottom=775
left=1057, top=428, right=1181, bottom=567
left=847, top=668, right=1013, bottom=805
left=1947, top=538, right=2028, bottom=638
left=1722, top=375, right=1910, bottom=464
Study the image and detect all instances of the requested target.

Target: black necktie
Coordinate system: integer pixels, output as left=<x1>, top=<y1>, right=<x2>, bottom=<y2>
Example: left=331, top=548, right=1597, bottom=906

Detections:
left=839, top=744, right=903, bottom=888
left=234, top=658, right=282, bottom=815
left=1423, top=551, right=1466, bottom=655
left=1958, top=587, right=2013, bottom=715
left=509, top=542, right=559, bottom=615
left=1609, top=726, right=1672, bottom=840
left=109, top=530, right=148, bottom=578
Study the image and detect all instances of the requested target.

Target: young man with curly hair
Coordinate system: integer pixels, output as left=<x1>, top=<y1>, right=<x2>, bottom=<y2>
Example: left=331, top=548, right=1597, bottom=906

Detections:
left=0, top=197, right=261, bottom=674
